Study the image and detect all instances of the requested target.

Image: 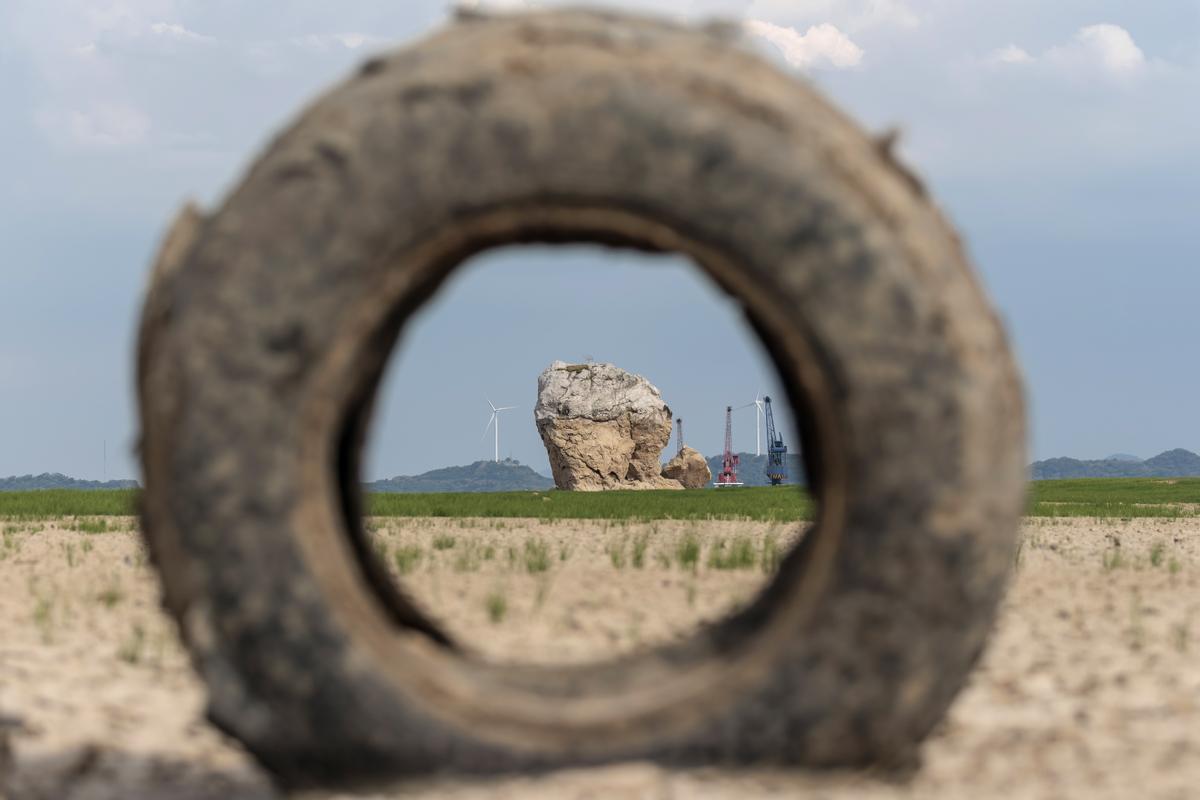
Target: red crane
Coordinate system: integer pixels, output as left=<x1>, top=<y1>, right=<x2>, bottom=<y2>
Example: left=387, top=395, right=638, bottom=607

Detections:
left=715, top=405, right=742, bottom=487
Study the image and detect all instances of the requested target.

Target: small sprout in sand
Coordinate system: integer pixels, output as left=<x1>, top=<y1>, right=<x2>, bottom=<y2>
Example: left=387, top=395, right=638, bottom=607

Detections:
left=97, top=580, right=124, bottom=609
left=33, top=595, right=54, bottom=643
left=1102, top=549, right=1123, bottom=572
left=482, top=544, right=496, bottom=561
left=654, top=550, right=671, bottom=569
left=118, top=623, right=147, bottom=665
left=558, top=542, right=571, bottom=562
left=761, top=532, right=783, bottom=574
left=453, top=541, right=482, bottom=573
left=2, top=528, right=17, bottom=557
left=75, top=518, right=110, bottom=534
left=485, top=591, right=508, bottom=624
left=1150, top=541, right=1166, bottom=568
left=1168, top=557, right=1182, bottom=576
left=631, top=533, right=649, bottom=569
left=708, top=536, right=755, bottom=570
left=432, top=534, right=457, bottom=551
left=1127, top=590, right=1145, bottom=651
left=676, top=532, right=701, bottom=573
left=534, top=576, right=552, bottom=611
left=1173, top=622, right=1190, bottom=654
left=393, top=545, right=422, bottom=575
left=607, top=537, right=627, bottom=569
left=373, top=539, right=390, bottom=563
left=523, top=538, right=551, bottom=574
left=63, top=542, right=77, bottom=568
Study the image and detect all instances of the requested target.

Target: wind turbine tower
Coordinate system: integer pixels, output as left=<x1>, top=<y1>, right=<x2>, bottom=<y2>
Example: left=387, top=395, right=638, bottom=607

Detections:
left=482, top=397, right=516, bottom=462
left=736, top=394, right=766, bottom=457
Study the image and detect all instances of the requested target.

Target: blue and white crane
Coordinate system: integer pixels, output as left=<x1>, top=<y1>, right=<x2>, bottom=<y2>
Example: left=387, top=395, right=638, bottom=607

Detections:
left=763, top=395, right=788, bottom=485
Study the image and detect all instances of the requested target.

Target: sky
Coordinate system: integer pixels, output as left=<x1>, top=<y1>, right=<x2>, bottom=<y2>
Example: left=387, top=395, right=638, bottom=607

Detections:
left=0, top=1, right=1197, bottom=480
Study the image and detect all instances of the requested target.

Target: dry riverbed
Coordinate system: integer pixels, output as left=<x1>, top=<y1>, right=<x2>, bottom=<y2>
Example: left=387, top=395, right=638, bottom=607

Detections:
left=1, top=516, right=1197, bottom=799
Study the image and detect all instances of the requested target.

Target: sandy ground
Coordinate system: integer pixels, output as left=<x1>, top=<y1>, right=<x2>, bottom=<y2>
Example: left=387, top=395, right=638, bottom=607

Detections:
left=1, top=516, right=1197, bottom=799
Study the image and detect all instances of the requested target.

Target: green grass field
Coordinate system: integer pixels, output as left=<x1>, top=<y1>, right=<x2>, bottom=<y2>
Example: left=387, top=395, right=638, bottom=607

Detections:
left=2, top=478, right=1199, bottom=520
left=0, top=489, right=139, bottom=518
left=1027, top=477, right=1200, bottom=518
left=366, top=486, right=815, bottom=521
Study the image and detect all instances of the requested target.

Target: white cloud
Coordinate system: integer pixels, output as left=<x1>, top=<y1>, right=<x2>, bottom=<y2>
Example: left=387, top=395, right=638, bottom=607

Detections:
left=291, top=32, right=381, bottom=52
left=1065, top=23, right=1145, bottom=75
left=744, top=19, right=863, bottom=70
left=746, top=0, right=918, bottom=33
left=149, top=22, right=213, bottom=43
left=853, top=0, right=918, bottom=31
left=36, top=102, right=151, bottom=149
left=1000, top=23, right=1148, bottom=81
left=993, top=22, right=1152, bottom=85
left=991, top=44, right=1033, bottom=65
left=457, top=0, right=539, bottom=9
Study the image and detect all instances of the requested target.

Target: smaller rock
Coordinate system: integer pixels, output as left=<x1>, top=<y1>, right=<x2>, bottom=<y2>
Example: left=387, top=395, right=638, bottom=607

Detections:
left=662, top=447, right=711, bottom=489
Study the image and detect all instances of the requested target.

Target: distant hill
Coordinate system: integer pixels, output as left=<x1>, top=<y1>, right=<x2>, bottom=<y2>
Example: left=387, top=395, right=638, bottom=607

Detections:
left=703, top=452, right=807, bottom=487
left=0, top=473, right=139, bottom=492
left=1031, top=448, right=1200, bottom=480
left=367, top=459, right=554, bottom=493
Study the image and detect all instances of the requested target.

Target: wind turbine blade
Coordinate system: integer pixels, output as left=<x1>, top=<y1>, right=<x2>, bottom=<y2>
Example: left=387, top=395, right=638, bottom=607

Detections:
left=496, top=405, right=516, bottom=411
left=480, top=413, right=496, bottom=440
left=486, top=395, right=497, bottom=412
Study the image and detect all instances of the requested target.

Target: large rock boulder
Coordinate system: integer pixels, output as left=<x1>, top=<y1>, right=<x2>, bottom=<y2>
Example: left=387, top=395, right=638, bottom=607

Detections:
left=662, top=446, right=711, bottom=489
left=535, top=361, right=683, bottom=491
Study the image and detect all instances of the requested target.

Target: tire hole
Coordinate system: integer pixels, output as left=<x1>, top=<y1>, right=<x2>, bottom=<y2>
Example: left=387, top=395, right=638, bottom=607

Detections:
left=343, top=243, right=816, bottom=667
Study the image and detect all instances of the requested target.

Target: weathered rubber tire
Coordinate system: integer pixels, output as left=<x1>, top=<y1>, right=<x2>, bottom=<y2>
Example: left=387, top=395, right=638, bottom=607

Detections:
left=137, top=7, right=1026, bottom=790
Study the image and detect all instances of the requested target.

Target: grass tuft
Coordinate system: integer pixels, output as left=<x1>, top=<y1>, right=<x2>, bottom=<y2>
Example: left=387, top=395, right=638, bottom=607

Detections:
left=393, top=544, right=422, bottom=575
left=485, top=591, right=507, bottom=623
left=607, top=537, right=626, bottom=569
left=118, top=624, right=147, bottom=664
left=707, top=535, right=756, bottom=570
left=676, top=533, right=701, bottom=573
left=1102, top=549, right=1123, bottom=572
left=97, top=579, right=124, bottom=608
left=523, top=538, right=551, bottom=574
left=631, top=533, right=649, bottom=569
left=74, top=518, right=110, bottom=534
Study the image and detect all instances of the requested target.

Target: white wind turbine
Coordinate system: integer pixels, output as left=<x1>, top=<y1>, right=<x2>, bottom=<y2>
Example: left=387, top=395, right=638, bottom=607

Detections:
left=736, top=393, right=766, bottom=457
left=482, top=397, right=516, bottom=462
